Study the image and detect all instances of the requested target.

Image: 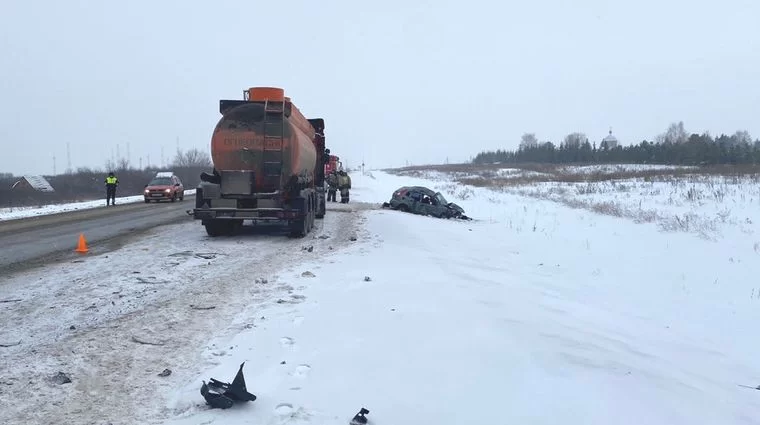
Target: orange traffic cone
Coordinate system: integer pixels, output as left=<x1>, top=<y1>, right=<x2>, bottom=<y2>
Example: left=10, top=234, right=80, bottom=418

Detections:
left=75, top=233, right=89, bottom=254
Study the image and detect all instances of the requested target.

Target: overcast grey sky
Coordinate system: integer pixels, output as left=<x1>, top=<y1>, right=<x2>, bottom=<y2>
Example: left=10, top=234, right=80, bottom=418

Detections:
left=1, top=0, right=758, bottom=175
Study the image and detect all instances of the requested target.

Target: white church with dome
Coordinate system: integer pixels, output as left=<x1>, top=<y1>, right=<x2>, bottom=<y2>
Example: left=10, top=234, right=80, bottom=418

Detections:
left=600, top=128, right=619, bottom=149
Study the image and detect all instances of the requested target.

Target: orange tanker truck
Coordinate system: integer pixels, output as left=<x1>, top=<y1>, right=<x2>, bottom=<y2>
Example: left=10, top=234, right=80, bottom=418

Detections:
left=193, top=87, right=327, bottom=237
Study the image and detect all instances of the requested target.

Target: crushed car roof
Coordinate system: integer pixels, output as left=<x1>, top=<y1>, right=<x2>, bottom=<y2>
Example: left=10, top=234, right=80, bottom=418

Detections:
left=394, top=186, right=438, bottom=194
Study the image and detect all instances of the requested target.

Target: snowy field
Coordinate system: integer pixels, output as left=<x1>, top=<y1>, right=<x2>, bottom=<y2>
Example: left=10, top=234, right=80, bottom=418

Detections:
left=507, top=174, right=760, bottom=241
left=0, top=189, right=197, bottom=221
left=1, top=168, right=760, bottom=424
left=389, top=164, right=701, bottom=185
left=557, top=163, right=698, bottom=175
left=395, top=165, right=760, bottom=241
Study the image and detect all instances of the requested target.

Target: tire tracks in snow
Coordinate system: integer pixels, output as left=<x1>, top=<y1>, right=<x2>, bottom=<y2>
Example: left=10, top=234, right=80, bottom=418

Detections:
left=0, top=202, right=374, bottom=425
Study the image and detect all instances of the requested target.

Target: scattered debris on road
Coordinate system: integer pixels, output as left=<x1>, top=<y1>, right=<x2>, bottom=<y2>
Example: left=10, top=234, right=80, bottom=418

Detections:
left=350, top=407, right=370, bottom=425
left=135, top=276, right=168, bottom=285
left=131, top=335, right=165, bottom=346
left=301, top=271, right=315, bottom=278
left=364, top=276, right=371, bottom=282
left=190, top=305, right=216, bottom=311
left=0, top=341, right=21, bottom=348
left=50, top=372, right=71, bottom=385
left=200, top=362, right=257, bottom=409
left=0, top=299, right=22, bottom=304
left=157, top=369, right=172, bottom=377
left=194, top=253, right=219, bottom=260
left=167, top=251, right=223, bottom=260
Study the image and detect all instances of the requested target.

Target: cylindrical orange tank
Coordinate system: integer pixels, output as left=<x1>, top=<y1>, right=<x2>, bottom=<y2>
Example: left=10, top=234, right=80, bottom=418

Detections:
left=210, top=87, right=317, bottom=193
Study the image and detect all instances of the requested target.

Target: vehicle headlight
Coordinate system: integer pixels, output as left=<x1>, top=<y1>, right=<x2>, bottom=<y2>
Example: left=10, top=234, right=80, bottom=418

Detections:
left=144, top=189, right=149, bottom=193
left=165, top=188, right=171, bottom=193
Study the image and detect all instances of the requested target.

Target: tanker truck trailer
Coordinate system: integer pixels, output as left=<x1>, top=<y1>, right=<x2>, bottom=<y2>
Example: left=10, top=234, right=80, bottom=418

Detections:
left=193, top=87, right=327, bottom=237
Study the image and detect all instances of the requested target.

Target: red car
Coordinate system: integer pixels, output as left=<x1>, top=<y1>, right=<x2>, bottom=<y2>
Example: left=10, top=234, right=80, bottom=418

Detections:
left=144, top=173, right=185, bottom=203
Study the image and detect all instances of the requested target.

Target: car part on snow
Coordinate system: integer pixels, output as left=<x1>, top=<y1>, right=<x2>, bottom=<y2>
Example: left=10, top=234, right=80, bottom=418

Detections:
left=50, top=372, right=72, bottom=385
left=200, top=362, right=257, bottom=409
left=350, top=407, right=370, bottom=424
left=738, top=383, right=760, bottom=390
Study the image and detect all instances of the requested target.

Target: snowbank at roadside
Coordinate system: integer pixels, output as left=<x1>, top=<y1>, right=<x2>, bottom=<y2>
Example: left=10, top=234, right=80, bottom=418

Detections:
left=0, top=189, right=197, bottom=221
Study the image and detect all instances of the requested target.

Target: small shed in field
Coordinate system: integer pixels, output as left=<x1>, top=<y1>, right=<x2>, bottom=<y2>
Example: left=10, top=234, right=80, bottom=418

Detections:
left=11, top=175, right=55, bottom=192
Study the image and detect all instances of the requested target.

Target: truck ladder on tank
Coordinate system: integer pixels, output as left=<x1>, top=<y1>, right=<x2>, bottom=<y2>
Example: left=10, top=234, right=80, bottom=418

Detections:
left=262, top=99, right=285, bottom=186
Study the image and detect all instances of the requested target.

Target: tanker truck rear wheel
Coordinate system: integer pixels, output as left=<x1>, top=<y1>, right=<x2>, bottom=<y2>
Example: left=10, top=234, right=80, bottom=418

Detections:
left=306, top=210, right=314, bottom=233
left=288, top=214, right=313, bottom=238
left=195, top=187, right=205, bottom=209
left=289, top=219, right=307, bottom=238
left=316, top=200, right=325, bottom=219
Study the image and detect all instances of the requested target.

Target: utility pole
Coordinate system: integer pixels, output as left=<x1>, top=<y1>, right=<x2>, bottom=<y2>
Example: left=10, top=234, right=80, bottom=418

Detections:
left=127, top=142, right=131, bottom=167
left=66, top=142, right=72, bottom=174
left=139, top=157, right=143, bottom=170
left=161, top=146, right=164, bottom=168
left=53, top=156, right=56, bottom=176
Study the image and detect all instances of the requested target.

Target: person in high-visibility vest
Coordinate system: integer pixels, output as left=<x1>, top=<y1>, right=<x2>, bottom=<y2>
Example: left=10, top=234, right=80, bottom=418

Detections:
left=105, top=172, right=119, bottom=206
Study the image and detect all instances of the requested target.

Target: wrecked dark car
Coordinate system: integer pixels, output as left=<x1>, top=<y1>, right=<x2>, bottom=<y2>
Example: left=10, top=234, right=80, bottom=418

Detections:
left=382, top=186, right=471, bottom=220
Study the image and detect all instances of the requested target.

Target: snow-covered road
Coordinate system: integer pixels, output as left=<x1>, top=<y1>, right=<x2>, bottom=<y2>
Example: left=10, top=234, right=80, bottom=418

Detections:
left=0, top=195, right=374, bottom=425
left=2, top=169, right=759, bottom=425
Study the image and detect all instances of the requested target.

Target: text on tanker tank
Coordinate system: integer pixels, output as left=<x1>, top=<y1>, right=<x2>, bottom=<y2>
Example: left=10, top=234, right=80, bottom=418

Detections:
left=222, top=137, right=283, bottom=150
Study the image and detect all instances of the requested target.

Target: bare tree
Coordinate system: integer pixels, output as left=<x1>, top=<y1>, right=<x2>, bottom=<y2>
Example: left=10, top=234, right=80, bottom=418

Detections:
left=656, top=121, right=688, bottom=145
left=173, top=148, right=212, bottom=168
left=76, top=166, right=100, bottom=175
left=519, top=133, right=538, bottom=150
left=733, top=130, right=752, bottom=146
left=104, top=159, right=117, bottom=173
left=563, top=132, right=587, bottom=148
left=117, top=157, right=131, bottom=171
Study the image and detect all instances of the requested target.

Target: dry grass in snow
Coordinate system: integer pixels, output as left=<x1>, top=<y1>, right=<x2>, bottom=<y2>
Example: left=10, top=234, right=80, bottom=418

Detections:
left=387, top=163, right=760, bottom=241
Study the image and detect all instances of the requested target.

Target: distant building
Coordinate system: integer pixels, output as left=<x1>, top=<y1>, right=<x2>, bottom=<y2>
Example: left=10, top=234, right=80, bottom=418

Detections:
left=601, top=128, right=619, bottom=150
left=11, top=175, right=55, bottom=192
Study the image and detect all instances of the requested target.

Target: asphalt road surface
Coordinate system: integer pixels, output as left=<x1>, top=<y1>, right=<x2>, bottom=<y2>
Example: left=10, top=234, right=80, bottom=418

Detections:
left=0, top=196, right=196, bottom=273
